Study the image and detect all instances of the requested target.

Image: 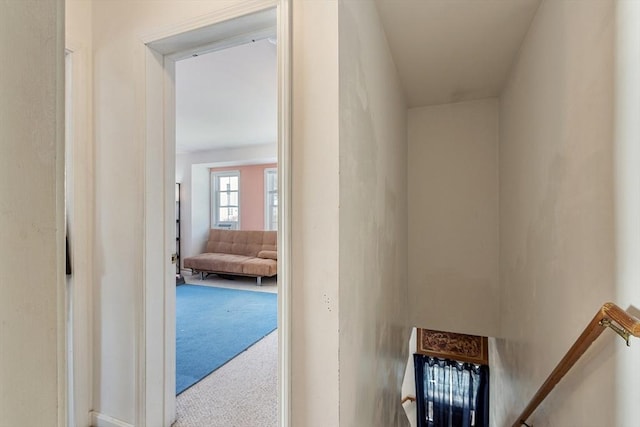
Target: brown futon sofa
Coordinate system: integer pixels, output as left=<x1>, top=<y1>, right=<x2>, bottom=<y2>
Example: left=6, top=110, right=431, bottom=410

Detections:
left=183, top=229, right=277, bottom=285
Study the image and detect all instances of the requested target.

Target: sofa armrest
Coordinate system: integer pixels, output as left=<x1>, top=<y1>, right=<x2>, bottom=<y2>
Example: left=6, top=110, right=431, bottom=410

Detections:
left=257, top=250, right=277, bottom=260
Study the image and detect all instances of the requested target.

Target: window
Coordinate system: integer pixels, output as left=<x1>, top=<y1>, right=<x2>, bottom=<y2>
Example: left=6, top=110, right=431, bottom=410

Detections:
left=264, top=168, right=278, bottom=230
left=211, top=171, right=240, bottom=229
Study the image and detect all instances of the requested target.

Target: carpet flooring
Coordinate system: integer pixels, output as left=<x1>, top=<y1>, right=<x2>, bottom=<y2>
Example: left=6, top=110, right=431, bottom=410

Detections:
left=174, top=330, right=278, bottom=427
left=176, top=284, right=277, bottom=394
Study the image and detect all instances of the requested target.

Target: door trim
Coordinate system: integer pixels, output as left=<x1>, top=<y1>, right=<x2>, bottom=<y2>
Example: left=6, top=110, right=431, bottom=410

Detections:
left=275, top=1, right=292, bottom=422
left=64, top=40, right=94, bottom=427
left=141, top=1, right=291, bottom=425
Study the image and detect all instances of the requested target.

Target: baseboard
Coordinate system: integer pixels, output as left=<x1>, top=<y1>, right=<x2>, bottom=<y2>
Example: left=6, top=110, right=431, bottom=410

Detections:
left=91, top=412, right=134, bottom=427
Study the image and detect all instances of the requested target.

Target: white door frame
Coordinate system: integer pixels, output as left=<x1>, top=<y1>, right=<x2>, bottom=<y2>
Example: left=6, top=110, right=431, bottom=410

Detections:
left=141, top=1, right=291, bottom=425
left=64, top=41, right=94, bottom=427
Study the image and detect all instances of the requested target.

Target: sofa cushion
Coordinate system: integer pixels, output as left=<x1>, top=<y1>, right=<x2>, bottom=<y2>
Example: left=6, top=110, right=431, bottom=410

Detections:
left=184, top=253, right=249, bottom=275
left=242, top=257, right=277, bottom=277
left=206, top=229, right=277, bottom=257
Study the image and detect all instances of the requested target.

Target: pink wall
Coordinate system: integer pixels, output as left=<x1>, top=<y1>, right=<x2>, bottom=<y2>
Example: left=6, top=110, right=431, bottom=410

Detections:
left=210, top=163, right=277, bottom=230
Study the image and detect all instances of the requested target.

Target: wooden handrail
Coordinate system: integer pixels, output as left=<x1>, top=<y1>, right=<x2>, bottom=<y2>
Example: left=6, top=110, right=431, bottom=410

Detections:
left=401, top=395, right=416, bottom=405
left=512, top=302, right=640, bottom=427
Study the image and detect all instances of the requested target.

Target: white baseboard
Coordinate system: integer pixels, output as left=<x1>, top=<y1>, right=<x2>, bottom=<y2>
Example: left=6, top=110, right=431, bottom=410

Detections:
left=91, top=412, right=134, bottom=427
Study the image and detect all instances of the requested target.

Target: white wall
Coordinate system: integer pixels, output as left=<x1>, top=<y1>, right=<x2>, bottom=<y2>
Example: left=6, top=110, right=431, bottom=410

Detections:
left=0, top=0, right=65, bottom=424
left=176, top=156, right=209, bottom=268
left=401, top=328, right=418, bottom=427
left=291, top=1, right=341, bottom=425
left=338, top=1, right=410, bottom=425
left=494, top=0, right=617, bottom=425
left=614, top=1, right=640, bottom=424
left=176, top=143, right=276, bottom=266
left=408, top=98, right=500, bottom=337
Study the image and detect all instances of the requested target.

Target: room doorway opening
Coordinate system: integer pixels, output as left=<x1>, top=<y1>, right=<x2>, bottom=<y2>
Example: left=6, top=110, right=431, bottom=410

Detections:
left=142, top=2, right=291, bottom=425
left=173, top=35, right=279, bottom=424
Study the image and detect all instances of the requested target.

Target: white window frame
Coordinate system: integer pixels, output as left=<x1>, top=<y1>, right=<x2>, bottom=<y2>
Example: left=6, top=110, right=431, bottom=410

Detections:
left=264, top=167, right=278, bottom=230
left=211, top=170, right=240, bottom=229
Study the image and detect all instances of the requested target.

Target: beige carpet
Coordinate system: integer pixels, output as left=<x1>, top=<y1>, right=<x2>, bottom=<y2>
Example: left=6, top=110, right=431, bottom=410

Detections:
left=173, top=325, right=278, bottom=427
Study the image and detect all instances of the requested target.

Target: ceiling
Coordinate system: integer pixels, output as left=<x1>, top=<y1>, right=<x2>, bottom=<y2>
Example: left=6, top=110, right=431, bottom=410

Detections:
left=175, top=38, right=277, bottom=153
left=375, top=0, right=541, bottom=108
left=176, top=1, right=541, bottom=152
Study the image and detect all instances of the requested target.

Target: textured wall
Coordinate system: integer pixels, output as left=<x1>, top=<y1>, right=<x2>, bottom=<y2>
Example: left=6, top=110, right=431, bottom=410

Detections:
left=408, top=99, right=499, bottom=338
left=338, top=1, right=410, bottom=425
left=0, top=0, right=65, bottom=424
left=290, top=1, right=341, bottom=425
left=494, top=0, right=617, bottom=425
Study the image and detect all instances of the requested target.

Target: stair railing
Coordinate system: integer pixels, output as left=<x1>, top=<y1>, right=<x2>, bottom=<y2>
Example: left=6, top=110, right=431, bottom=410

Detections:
left=512, top=302, right=640, bottom=427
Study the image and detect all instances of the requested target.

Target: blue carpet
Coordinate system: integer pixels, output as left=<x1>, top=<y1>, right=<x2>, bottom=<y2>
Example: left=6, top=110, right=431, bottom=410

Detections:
left=176, top=284, right=277, bottom=394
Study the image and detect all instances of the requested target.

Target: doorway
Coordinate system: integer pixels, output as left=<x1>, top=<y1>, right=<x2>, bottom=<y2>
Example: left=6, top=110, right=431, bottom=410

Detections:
left=173, top=36, right=278, bottom=424
left=142, top=2, right=291, bottom=425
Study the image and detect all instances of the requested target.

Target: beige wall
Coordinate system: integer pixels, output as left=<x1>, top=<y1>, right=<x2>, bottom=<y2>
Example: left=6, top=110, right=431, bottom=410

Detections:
left=494, top=0, right=617, bottom=425
left=291, top=1, right=341, bottom=425
left=67, top=0, right=92, bottom=47
left=338, top=0, right=410, bottom=426
left=0, top=0, right=65, bottom=425
left=408, top=98, right=500, bottom=337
